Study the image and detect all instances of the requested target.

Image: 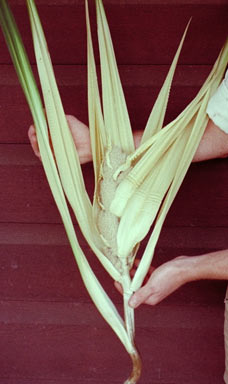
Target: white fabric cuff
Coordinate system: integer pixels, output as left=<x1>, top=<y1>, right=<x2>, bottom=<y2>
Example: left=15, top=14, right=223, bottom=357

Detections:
left=206, top=70, right=228, bottom=134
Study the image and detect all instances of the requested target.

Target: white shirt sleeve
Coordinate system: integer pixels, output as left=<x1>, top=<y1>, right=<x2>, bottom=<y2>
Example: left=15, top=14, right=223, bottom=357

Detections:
left=206, top=69, right=228, bottom=133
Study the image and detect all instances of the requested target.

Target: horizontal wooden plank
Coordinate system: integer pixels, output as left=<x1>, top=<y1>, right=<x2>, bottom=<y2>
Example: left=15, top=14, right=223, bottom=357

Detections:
left=0, top=242, right=226, bottom=304
left=0, top=223, right=68, bottom=245
left=0, top=223, right=226, bottom=304
left=166, top=160, right=228, bottom=227
left=0, top=64, right=213, bottom=87
left=1, top=223, right=228, bottom=248
left=0, top=146, right=94, bottom=223
left=0, top=64, right=216, bottom=144
left=0, top=2, right=227, bottom=65
left=0, top=144, right=228, bottom=226
left=0, top=322, right=224, bottom=383
left=0, top=301, right=225, bottom=381
left=0, top=300, right=225, bottom=329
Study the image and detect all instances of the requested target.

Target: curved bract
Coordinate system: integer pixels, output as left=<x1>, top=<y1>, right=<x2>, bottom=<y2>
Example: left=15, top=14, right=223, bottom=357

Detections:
left=0, top=0, right=227, bottom=382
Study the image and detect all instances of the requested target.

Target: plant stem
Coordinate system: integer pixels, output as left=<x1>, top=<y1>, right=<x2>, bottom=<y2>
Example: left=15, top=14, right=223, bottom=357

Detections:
left=122, top=268, right=142, bottom=383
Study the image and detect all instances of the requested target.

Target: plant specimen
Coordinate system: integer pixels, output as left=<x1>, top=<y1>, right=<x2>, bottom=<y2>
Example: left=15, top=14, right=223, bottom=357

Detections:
left=0, top=0, right=227, bottom=382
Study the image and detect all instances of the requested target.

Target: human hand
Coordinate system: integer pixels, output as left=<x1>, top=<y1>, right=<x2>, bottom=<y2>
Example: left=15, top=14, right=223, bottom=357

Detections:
left=28, top=115, right=92, bottom=164
left=115, top=256, right=193, bottom=308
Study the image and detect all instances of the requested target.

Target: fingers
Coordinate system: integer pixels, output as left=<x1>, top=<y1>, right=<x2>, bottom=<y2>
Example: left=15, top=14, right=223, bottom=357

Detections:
left=129, top=288, right=162, bottom=308
left=114, top=279, right=159, bottom=308
left=114, top=280, right=154, bottom=308
left=28, top=125, right=41, bottom=160
left=128, top=285, right=152, bottom=308
left=114, top=279, right=145, bottom=307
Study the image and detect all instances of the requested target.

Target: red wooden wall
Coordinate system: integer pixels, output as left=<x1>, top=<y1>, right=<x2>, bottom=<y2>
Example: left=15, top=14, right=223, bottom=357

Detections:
left=0, top=1, right=228, bottom=383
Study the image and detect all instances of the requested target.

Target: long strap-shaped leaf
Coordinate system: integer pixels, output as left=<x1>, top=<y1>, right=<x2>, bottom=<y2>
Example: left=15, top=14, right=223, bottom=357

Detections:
left=85, top=0, right=105, bottom=183
left=141, top=20, right=191, bottom=144
left=0, top=0, right=48, bottom=137
left=96, top=0, right=135, bottom=154
left=0, top=0, right=136, bottom=356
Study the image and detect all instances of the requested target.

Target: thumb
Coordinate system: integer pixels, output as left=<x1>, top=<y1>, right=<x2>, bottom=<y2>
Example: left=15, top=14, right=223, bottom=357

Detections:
left=129, top=286, right=151, bottom=309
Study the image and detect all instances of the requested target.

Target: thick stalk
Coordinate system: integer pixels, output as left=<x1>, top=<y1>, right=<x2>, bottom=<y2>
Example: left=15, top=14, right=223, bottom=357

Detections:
left=122, top=269, right=142, bottom=384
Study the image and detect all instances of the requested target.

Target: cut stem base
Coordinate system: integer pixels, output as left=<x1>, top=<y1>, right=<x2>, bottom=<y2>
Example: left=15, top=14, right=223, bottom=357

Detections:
left=124, top=351, right=142, bottom=384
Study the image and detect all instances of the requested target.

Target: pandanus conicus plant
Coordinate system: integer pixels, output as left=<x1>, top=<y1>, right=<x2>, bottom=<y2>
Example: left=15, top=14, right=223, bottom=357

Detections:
left=0, top=0, right=227, bottom=382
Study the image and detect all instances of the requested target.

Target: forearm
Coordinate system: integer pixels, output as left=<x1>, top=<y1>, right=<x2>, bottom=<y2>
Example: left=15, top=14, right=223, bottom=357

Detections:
left=192, top=119, right=228, bottom=162
left=185, top=249, right=228, bottom=282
